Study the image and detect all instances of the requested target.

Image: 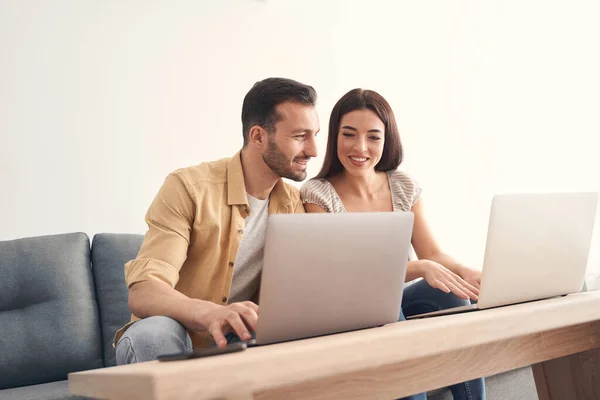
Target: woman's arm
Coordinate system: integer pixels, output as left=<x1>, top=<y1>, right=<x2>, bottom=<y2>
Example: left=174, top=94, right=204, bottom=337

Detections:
left=410, top=198, right=482, bottom=292
left=304, top=203, right=328, bottom=213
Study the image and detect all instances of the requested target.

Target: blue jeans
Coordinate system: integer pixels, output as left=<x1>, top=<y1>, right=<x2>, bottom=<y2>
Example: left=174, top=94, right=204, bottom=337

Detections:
left=399, top=279, right=486, bottom=400
left=116, top=316, right=193, bottom=364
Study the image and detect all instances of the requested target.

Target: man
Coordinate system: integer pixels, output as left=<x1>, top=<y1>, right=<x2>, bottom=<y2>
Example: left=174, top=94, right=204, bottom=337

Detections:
left=115, top=77, right=320, bottom=365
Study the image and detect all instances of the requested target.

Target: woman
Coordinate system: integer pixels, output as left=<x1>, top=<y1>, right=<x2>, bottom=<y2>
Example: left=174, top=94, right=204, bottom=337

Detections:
left=300, top=89, right=485, bottom=400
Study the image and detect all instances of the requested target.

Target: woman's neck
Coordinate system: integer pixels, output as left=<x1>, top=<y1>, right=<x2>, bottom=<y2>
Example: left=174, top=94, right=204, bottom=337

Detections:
left=334, top=170, right=387, bottom=199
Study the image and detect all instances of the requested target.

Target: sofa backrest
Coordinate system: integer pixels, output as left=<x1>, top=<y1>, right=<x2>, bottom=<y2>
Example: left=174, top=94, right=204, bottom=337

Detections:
left=0, top=233, right=103, bottom=390
left=90, top=233, right=143, bottom=367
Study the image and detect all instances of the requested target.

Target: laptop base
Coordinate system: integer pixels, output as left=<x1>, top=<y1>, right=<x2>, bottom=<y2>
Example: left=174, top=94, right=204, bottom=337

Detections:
left=406, top=303, right=479, bottom=320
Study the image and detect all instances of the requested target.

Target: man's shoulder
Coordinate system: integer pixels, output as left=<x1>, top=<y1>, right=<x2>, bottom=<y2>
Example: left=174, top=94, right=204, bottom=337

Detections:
left=282, top=181, right=302, bottom=201
left=170, top=157, right=230, bottom=188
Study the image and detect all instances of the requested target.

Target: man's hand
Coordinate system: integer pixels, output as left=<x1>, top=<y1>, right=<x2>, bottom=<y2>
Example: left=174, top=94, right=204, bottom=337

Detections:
left=457, top=266, right=482, bottom=290
left=417, top=260, right=479, bottom=301
left=197, top=301, right=259, bottom=348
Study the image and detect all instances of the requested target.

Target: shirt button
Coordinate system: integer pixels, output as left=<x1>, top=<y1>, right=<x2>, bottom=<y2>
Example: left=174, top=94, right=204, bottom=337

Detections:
left=238, top=229, right=243, bottom=234
left=244, top=208, right=250, bottom=214
left=222, top=296, right=227, bottom=303
left=229, top=262, right=234, bottom=267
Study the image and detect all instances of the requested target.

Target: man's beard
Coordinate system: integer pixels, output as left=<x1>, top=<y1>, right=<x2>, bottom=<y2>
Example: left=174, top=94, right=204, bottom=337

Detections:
left=262, top=138, right=308, bottom=182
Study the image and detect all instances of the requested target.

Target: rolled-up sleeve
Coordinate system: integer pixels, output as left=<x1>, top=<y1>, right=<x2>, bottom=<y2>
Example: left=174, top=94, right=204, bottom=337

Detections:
left=125, top=172, right=196, bottom=288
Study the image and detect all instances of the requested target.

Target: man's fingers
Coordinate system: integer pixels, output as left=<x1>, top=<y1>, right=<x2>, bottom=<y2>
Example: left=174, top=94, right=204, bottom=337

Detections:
left=226, top=312, right=252, bottom=341
left=231, top=303, right=258, bottom=331
left=238, top=308, right=258, bottom=331
left=208, top=324, right=227, bottom=348
left=242, top=301, right=259, bottom=313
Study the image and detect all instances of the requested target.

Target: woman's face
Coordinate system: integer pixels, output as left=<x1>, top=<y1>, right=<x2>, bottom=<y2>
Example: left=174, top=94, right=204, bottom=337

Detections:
left=336, top=109, right=385, bottom=176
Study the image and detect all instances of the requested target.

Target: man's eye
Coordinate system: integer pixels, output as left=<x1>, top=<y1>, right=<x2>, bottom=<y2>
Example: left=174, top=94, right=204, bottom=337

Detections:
left=295, top=135, right=306, bottom=140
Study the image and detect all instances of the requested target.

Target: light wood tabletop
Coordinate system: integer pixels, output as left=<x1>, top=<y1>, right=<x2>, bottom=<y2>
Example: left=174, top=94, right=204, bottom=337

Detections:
left=69, top=290, right=600, bottom=400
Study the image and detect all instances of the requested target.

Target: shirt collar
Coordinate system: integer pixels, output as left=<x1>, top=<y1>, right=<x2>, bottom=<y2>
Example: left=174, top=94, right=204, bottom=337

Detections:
left=226, top=151, right=248, bottom=206
left=226, top=150, right=294, bottom=210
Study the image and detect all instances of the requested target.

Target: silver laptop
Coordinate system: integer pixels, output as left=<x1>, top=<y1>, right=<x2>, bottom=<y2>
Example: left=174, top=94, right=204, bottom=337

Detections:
left=408, top=192, right=598, bottom=319
left=251, top=211, right=414, bottom=346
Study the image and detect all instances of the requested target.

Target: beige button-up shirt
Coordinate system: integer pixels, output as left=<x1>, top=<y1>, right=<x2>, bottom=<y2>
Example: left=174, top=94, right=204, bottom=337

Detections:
left=115, top=151, right=304, bottom=348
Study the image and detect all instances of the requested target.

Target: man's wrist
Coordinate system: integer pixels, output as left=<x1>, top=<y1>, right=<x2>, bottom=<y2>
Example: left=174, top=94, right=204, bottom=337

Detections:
left=182, top=298, right=221, bottom=331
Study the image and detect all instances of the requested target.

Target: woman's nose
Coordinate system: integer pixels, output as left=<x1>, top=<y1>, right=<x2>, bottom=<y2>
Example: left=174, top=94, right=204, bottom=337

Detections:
left=353, top=138, right=367, bottom=153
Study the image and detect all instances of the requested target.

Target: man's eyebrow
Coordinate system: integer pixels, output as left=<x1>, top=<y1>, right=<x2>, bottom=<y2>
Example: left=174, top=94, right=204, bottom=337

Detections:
left=290, top=129, right=315, bottom=134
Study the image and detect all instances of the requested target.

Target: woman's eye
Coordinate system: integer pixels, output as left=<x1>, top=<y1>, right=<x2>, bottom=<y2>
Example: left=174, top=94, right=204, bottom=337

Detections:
left=342, top=132, right=354, bottom=137
left=370, top=136, right=381, bottom=141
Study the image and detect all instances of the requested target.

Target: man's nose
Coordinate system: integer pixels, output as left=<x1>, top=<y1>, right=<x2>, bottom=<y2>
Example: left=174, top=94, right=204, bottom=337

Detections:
left=305, top=135, right=318, bottom=158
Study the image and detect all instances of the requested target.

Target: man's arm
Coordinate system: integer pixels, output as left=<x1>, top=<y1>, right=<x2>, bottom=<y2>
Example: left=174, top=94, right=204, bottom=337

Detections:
left=125, top=172, right=196, bottom=315
left=129, top=280, right=214, bottom=330
left=125, top=172, right=258, bottom=347
left=129, top=280, right=258, bottom=347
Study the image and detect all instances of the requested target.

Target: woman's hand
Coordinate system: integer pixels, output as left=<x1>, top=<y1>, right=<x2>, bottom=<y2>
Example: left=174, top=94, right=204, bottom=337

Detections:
left=457, top=266, right=482, bottom=291
left=416, top=260, right=479, bottom=301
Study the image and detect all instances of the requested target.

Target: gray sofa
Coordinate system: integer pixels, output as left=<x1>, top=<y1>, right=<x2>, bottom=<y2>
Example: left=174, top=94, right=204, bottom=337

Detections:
left=0, top=232, right=538, bottom=400
left=0, top=233, right=142, bottom=400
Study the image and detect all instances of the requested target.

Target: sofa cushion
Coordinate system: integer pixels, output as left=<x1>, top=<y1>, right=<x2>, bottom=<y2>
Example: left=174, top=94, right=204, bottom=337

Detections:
left=0, top=233, right=103, bottom=390
left=91, top=233, right=144, bottom=367
left=485, top=366, right=537, bottom=400
left=0, top=380, right=93, bottom=400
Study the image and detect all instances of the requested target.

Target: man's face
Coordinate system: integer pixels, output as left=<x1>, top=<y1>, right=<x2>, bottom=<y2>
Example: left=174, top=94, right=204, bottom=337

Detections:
left=262, top=101, right=320, bottom=181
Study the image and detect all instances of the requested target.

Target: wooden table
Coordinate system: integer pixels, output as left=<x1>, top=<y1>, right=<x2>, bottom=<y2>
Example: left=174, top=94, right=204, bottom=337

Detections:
left=69, top=291, right=600, bottom=400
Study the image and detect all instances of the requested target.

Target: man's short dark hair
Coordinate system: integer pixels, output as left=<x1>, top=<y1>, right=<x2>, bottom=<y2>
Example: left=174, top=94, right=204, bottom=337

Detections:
left=241, top=77, right=317, bottom=145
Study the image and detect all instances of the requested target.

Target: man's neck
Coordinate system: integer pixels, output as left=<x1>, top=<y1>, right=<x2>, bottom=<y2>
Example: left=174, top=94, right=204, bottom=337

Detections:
left=240, top=148, right=279, bottom=200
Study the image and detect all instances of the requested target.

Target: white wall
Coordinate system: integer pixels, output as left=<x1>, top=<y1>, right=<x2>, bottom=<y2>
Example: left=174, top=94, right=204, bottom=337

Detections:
left=2, top=0, right=600, bottom=282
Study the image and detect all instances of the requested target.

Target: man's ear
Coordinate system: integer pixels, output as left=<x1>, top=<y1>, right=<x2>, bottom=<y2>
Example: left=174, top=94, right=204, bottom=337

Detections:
left=248, top=125, right=268, bottom=148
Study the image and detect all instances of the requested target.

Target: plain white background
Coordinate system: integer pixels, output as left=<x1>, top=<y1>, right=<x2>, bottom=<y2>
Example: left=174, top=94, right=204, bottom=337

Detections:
left=1, top=0, right=599, bottom=283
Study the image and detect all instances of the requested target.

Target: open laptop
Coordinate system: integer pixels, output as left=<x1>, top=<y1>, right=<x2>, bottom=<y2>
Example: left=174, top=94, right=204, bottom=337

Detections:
left=248, top=211, right=414, bottom=346
left=408, top=192, right=599, bottom=319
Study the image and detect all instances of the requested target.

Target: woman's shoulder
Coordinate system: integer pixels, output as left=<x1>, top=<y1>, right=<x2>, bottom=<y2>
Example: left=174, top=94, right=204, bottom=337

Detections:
left=300, top=178, right=332, bottom=196
left=300, top=177, right=332, bottom=201
left=388, top=169, right=419, bottom=188
left=300, top=178, right=343, bottom=213
left=387, top=169, right=422, bottom=209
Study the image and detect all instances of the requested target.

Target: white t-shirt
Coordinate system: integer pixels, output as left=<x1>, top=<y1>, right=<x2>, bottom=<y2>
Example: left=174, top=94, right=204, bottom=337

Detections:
left=228, top=193, right=270, bottom=303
